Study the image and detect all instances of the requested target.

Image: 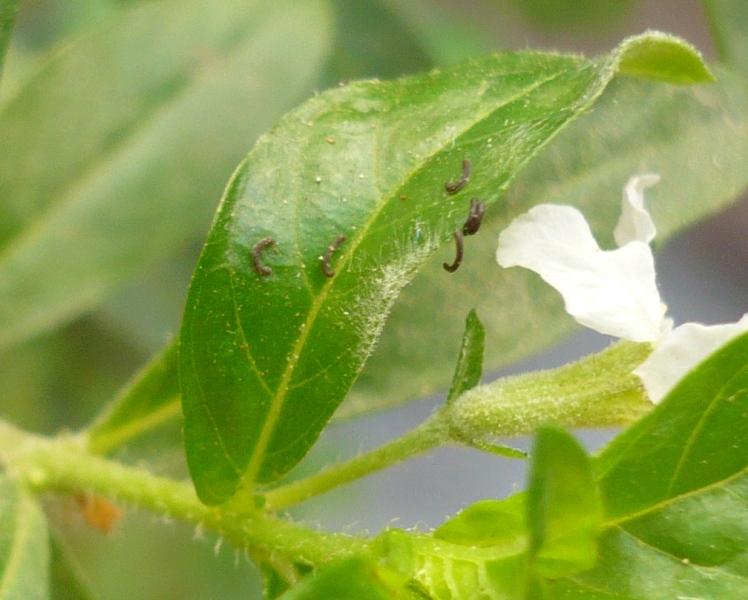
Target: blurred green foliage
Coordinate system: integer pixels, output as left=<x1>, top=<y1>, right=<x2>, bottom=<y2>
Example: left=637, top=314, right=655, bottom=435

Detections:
left=0, top=1, right=743, bottom=598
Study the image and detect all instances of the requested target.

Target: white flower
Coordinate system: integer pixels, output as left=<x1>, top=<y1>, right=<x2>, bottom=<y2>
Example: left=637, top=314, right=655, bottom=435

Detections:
left=496, top=175, right=748, bottom=403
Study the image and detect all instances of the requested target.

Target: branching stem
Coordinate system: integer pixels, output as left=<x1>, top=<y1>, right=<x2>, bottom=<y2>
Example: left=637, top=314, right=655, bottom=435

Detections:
left=263, top=413, right=450, bottom=511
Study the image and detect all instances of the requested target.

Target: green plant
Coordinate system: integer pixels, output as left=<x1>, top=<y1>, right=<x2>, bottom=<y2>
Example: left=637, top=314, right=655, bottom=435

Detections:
left=1, top=1, right=748, bottom=598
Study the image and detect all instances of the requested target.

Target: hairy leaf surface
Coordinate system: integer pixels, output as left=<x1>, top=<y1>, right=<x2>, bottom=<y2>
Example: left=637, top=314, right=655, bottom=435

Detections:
left=180, top=33, right=711, bottom=504
left=0, top=0, right=333, bottom=351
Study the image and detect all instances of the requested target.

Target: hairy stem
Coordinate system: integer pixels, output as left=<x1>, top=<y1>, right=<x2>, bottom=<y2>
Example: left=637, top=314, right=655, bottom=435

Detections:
left=265, top=342, right=653, bottom=511
left=0, top=423, right=365, bottom=566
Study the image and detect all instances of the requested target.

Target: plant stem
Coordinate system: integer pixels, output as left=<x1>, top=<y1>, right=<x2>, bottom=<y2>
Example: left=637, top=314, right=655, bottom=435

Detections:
left=263, top=413, right=449, bottom=511
left=0, top=423, right=365, bottom=566
left=264, top=342, right=654, bottom=511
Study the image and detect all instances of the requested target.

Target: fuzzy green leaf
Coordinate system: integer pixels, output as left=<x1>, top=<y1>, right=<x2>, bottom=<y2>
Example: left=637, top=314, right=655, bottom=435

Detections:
left=180, top=32, right=713, bottom=505
left=446, top=310, right=485, bottom=405
left=703, top=0, right=748, bottom=74
left=340, top=64, right=748, bottom=421
left=0, top=477, right=49, bottom=600
left=549, top=331, right=748, bottom=597
left=0, top=0, right=333, bottom=351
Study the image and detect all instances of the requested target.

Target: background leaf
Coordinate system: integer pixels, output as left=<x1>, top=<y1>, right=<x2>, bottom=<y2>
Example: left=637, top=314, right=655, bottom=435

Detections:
left=0, top=0, right=18, bottom=78
left=384, top=0, right=497, bottom=65
left=50, top=535, right=98, bottom=600
left=703, top=0, right=748, bottom=74
left=0, top=476, right=49, bottom=600
left=85, top=341, right=179, bottom=455
left=505, top=0, right=635, bottom=34
left=0, top=0, right=333, bottom=351
left=180, top=33, right=710, bottom=505
left=321, top=0, right=433, bottom=86
left=340, top=62, right=748, bottom=420
left=549, top=331, right=748, bottom=597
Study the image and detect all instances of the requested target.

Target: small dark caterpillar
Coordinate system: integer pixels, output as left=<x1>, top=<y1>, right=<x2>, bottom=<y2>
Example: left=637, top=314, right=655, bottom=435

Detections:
left=462, top=197, right=486, bottom=236
left=251, top=237, right=276, bottom=276
left=445, top=158, right=471, bottom=194
left=443, top=230, right=464, bottom=273
left=321, top=234, right=347, bottom=278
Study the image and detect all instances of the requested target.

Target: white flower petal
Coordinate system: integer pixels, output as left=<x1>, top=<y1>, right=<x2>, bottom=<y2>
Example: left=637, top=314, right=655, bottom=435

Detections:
left=497, top=204, right=663, bottom=342
left=633, top=314, right=748, bottom=403
left=614, top=174, right=659, bottom=246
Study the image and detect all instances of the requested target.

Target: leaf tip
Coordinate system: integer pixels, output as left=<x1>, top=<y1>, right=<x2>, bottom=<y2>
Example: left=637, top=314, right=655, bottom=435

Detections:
left=613, top=30, right=715, bottom=85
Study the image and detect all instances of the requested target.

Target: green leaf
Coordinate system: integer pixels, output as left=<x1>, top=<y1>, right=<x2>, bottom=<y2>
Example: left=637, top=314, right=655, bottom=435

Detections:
left=180, top=32, right=713, bottom=505
left=434, top=498, right=526, bottom=548
left=614, top=31, right=714, bottom=84
left=341, top=61, right=748, bottom=421
left=445, top=310, right=485, bottom=405
left=381, top=430, right=595, bottom=599
left=86, top=340, right=180, bottom=455
left=384, top=0, right=496, bottom=65
left=0, top=0, right=333, bottom=351
left=550, top=331, right=748, bottom=597
left=527, top=427, right=603, bottom=578
left=322, top=0, right=433, bottom=86
left=507, top=0, right=634, bottom=33
left=703, top=0, right=748, bottom=74
left=278, top=556, right=412, bottom=600
left=376, top=526, right=530, bottom=600
left=0, top=0, right=19, bottom=79
left=0, top=476, right=49, bottom=600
